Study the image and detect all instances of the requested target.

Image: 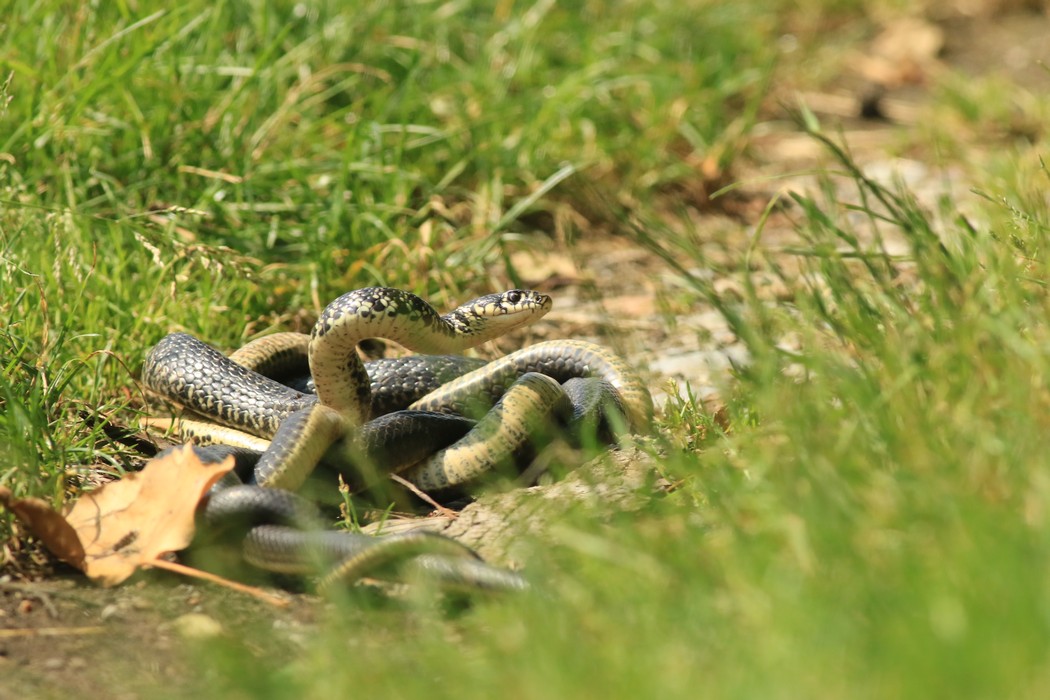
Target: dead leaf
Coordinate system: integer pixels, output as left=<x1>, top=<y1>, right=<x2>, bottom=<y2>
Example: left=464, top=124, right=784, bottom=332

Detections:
left=69, top=446, right=234, bottom=585
left=1, top=446, right=234, bottom=587
left=509, top=249, right=583, bottom=287
left=854, top=18, right=945, bottom=87
left=600, top=293, right=657, bottom=318
left=0, top=488, right=85, bottom=570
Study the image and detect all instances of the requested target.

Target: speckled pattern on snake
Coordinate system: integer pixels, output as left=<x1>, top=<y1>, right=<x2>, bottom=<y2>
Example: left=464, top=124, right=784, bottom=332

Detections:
left=142, top=287, right=652, bottom=590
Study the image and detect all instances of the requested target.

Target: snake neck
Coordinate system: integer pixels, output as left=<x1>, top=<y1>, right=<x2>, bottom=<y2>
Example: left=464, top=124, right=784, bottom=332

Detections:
left=308, top=287, right=550, bottom=423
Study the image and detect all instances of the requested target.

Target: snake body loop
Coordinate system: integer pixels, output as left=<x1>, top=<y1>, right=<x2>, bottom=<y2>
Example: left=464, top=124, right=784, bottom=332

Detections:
left=143, top=290, right=650, bottom=491
left=229, top=335, right=652, bottom=435
left=228, top=332, right=311, bottom=383
left=199, top=475, right=528, bottom=593
left=143, top=333, right=314, bottom=439
left=143, top=288, right=559, bottom=490
left=308, top=287, right=552, bottom=424
left=143, top=333, right=492, bottom=439
left=143, top=286, right=551, bottom=438
left=405, top=372, right=570, bottom=491
left=409, top=339, right=653, bottom=432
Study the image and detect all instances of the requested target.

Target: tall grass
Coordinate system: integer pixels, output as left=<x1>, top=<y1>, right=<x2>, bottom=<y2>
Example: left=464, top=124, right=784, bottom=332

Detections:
left=7, top=1, right=1050, bottom=698
left=155, top=126, right=1050, bottom=699
left=628, top=119, right=1050, bottom=697
left=0, top=0, right=776, bottom=516
left=2, top=3, right=779, bottom=694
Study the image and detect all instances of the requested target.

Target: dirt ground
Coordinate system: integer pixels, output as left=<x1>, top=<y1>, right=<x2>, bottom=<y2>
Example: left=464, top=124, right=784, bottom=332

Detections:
left=3, top=6, right=1049, bottom=698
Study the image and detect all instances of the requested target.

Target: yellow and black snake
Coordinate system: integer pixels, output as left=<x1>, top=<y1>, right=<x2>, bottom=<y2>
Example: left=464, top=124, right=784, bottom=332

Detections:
left=142, top=287, right=652, bottom=590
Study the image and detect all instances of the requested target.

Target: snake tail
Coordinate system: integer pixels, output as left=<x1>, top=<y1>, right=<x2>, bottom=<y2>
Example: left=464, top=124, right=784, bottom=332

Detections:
left=244, top=526, right=472, bottom=578
left=400, top=554, right=531, bottom=593
left=315, top=530, right=482, bottom=591
left=215, top=493, right=527, bottom=593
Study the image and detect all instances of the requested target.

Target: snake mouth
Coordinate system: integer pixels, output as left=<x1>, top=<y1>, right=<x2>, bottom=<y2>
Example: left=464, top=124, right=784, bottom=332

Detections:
left=442, top=289, right=553, bottom=339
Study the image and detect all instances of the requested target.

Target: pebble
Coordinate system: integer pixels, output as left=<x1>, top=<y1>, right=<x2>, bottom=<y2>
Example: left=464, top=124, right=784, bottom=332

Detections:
left=172, top=613, right=224, bottom=640
left=129, top=596, right=151, bottom=611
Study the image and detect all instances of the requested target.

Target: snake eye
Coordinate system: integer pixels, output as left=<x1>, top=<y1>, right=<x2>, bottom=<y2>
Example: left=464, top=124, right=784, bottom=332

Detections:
left=506, top=290, right=523, bottom=304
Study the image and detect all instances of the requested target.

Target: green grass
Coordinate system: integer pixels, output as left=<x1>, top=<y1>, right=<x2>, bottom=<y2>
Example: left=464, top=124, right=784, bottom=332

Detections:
left=5, top=1, right=1050, bottom=698
left=0, top=0, right=774, bottom=489
left=643, top=123, right=1050, bottom=697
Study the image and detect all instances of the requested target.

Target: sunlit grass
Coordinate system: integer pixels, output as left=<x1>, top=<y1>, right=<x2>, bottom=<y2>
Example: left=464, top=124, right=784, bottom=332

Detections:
left=165, top=118, right=1050, bottom=700
left=0, top=0, right=777, bottom=511
left=6, top=1, right=1050, bottom=698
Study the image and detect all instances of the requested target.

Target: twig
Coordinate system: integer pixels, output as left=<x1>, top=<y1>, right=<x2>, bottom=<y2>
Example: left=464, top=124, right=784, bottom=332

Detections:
left=388, top=474, right=458, bottom=519
left=144, top=559, right=290, bottom=608
left=0, top=626, right=106, bottom=638
left=0, top=581, right=61, bottom=618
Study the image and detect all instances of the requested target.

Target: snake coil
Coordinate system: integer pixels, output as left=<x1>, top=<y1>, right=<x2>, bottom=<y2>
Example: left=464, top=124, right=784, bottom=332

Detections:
left=143, top=287, right=652, bottom=590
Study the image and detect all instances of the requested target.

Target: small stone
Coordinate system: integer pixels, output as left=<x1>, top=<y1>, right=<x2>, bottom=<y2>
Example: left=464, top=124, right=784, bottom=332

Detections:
left=100, top=604, right=120, bottom=621
left=172, top=613, right=223, bottom=640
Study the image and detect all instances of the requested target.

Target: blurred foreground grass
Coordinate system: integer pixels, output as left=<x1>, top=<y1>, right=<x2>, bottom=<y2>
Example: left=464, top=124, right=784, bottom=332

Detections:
left=189, top=124, right=1050, bottom=700
left=5, top=1, right=1050, bottom=698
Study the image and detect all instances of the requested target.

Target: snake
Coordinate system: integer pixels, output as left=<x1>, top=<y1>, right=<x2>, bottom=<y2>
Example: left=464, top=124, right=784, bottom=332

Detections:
left=143, top=289, right=651, bottom=491
left=197, top=478, right=529, bottom=592
left=142, top=287, right=652, bottom=588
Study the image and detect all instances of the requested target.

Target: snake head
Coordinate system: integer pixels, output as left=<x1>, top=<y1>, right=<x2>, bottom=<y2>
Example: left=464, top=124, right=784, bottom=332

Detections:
left=444, top=289, right=552, bottom=341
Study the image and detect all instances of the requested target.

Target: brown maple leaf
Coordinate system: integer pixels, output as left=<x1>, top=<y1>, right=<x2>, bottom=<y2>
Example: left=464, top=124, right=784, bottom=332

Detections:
left=1, top=446, right=234, bottom=586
